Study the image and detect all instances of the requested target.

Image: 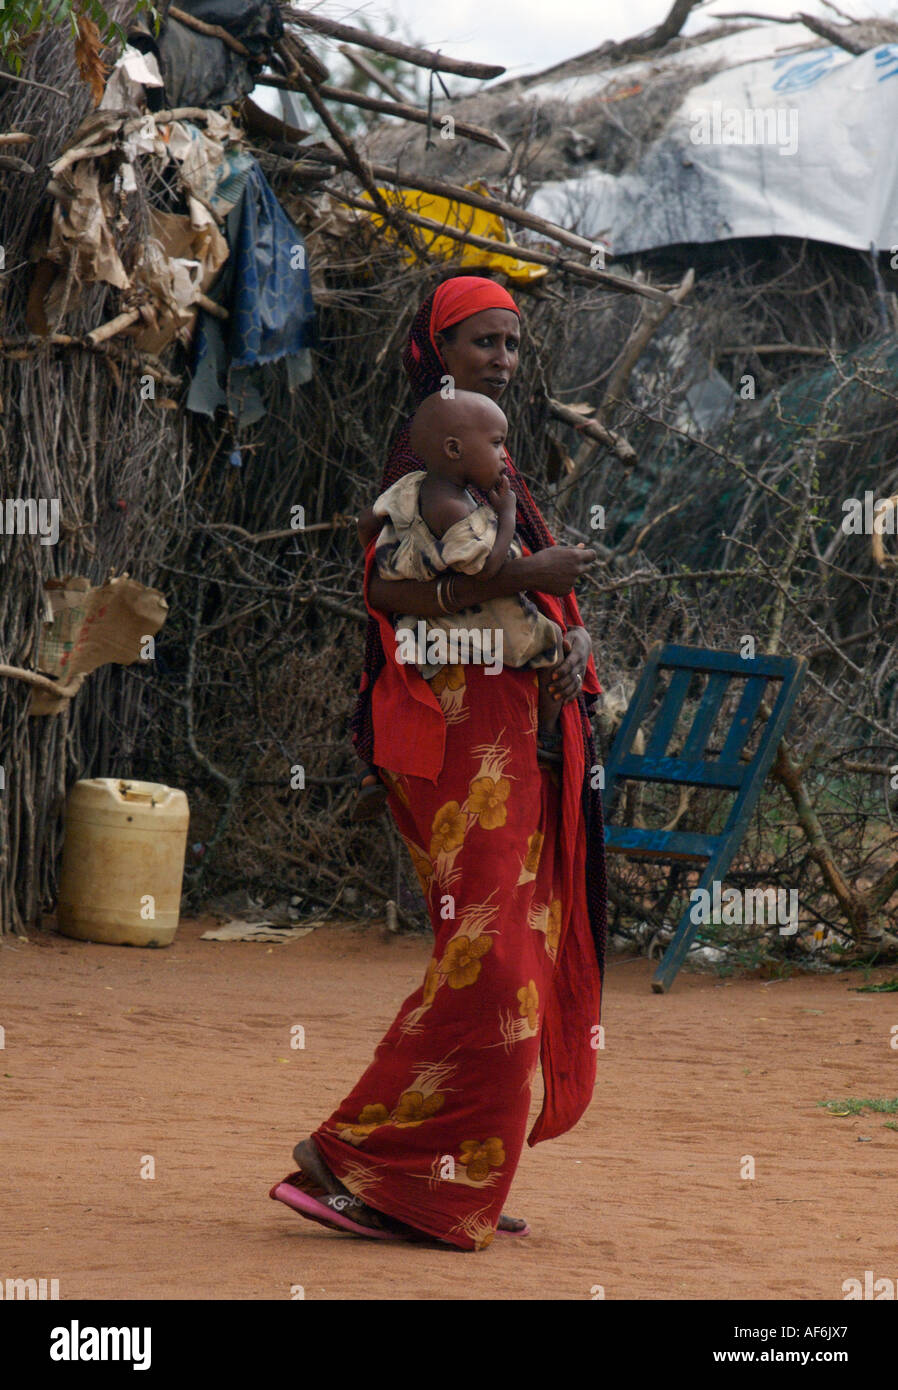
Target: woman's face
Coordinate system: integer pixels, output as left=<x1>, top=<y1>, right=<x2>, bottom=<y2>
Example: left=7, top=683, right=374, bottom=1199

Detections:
left=434, top=308, right=520, bottom=402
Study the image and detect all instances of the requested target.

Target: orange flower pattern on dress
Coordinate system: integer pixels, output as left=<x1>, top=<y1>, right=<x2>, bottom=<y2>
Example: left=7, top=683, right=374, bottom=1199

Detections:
left=383, top=770, right=411, bottom=809
left=422, top=956, right=440, bottom=1006
left=546, top=899, right=562, bottom=955
left=399, top=901, right=500, bottom=1039
left=439, top=933, right=492, bottom=989
left=405, top=837, right=434, bottom=895
left=429, top=800, right=467, bottom=859
left=336, top=1059, right=456, bottom=1147
left=430, top=664, right=465, bottom=696
left=467, top=774, right=511, bottom=830
left=527, top=897, right=564, bottom=961
left=336, top=1102, right=390, bottom=1140
left=392, top=1089, right=445, bottom=1126
left=523, top=830, right=544, bottom=875
left=517, top=980, right=539, bottom=1031
left=458, top=1137, right=506, bottom=1182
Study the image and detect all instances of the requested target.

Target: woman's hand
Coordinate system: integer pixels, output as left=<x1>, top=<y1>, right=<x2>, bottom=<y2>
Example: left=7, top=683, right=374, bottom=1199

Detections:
left=549, top=626, right=592, bottom=705
left=523, top=544, right=596, bottom=595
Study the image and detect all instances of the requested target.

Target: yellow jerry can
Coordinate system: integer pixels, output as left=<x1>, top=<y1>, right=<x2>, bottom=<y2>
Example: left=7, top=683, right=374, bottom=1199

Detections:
left=57, top=778, right=190, bottom=947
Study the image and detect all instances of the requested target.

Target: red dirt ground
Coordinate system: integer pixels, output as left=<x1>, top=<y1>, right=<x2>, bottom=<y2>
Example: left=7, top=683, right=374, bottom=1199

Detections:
left=3, top=918, right=897, bottom=1300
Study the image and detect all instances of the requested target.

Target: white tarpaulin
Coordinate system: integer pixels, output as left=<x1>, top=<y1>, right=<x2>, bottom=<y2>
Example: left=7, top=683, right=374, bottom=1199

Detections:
left=527, top=25, right=898, bottom=256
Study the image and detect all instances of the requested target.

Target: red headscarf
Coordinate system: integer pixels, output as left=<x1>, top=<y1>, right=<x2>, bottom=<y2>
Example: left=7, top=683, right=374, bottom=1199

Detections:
left=427, top=277, right=520, bottom=361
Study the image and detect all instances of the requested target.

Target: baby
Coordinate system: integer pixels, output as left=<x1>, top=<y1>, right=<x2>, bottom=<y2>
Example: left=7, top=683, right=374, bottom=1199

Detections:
left=354, top=392, right=565, bottom=817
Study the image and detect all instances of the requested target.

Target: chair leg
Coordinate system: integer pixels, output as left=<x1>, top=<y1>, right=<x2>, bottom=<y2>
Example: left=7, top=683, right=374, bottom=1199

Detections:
left=651, top=855, right=730, bottom=993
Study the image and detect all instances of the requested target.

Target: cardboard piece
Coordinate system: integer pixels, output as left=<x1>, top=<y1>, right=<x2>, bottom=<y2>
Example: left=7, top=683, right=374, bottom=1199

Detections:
left=32, top=575, right=169, bottom=716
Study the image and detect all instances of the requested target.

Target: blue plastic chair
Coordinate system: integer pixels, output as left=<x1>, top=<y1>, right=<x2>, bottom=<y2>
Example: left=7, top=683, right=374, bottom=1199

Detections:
left=602, top=642, right=807, bottom=992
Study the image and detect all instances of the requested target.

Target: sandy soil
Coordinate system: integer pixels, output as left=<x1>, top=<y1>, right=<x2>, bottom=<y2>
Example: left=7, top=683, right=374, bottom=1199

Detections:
left=2, top=918, right=896, bottom=1301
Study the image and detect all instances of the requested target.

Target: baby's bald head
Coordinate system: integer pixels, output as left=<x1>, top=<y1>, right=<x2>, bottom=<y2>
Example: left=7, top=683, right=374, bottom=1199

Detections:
left=410, top=390, right=508, bottom=475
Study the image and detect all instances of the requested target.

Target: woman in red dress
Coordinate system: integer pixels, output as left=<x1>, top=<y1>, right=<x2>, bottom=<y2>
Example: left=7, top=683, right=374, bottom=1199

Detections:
left=271, top=277, right=608, bottom=1250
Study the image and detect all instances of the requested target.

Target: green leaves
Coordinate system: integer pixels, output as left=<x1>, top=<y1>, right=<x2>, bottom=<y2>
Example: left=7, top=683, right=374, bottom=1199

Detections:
left=0, top=0, right=159, bottom=77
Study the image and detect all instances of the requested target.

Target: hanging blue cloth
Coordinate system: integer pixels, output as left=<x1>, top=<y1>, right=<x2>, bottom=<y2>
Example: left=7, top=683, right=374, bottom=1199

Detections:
left=228, top=160, right=314, bottom=367
left=188, top=157, right=315, bottom=423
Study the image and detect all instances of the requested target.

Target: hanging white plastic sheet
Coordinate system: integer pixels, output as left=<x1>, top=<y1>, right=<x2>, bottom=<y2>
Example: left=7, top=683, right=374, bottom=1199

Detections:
left=527, top=31, right=898, bottom=256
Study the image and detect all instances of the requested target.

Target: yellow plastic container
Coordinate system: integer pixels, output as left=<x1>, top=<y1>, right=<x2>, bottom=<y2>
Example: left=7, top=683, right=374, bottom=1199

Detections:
left=57, top=778, right=190, bottom=947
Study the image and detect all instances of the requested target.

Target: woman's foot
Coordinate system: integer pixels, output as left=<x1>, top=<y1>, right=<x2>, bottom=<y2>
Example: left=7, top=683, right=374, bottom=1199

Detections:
left=291, top=1138, right=528, bottom=1237
left=292, top=1138, right=385, bottom=1230
left=291, top=1138, right=425, bottom=1237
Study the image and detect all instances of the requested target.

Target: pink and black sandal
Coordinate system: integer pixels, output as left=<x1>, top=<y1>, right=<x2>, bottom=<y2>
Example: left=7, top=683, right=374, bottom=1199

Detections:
left=270, top=1171, right=530, bottom=1242
left=270, top=1172, right=410, bottom=1241
left=497, top=1220, right=531, bottom=1237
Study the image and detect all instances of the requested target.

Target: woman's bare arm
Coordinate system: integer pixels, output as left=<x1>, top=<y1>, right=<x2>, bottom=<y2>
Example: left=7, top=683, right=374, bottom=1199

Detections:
left=368, top=546, right=597, bottom=619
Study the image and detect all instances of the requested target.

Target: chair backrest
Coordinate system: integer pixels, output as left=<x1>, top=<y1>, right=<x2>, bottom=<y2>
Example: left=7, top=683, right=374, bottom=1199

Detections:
left=603, top=643, right=807, bottom=862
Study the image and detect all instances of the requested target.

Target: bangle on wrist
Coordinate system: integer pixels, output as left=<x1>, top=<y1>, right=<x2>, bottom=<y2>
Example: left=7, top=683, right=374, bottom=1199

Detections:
left=435, top=577, right=450, bottom=615
left=445, top=573, right=462, bottom=613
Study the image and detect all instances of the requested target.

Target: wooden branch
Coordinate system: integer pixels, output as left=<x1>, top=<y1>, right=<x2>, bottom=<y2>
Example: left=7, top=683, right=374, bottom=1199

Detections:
left=491, top=0, right=699, bottom=91
left=0, top=334, right=181, bottom=385
left=546, top=395, right=637, bottom=466
left=281, top=7, right=505, bottom=80
left=263, top=75, right=510, bottom=152
left=126, top=107, right=221, bottom=128
left=612, top=0, right=702, bottom=58
left=0, top=133, right=35, bottom=146
left=168, top=5, right=252, bottom=57
left=796, top=10, right=869, bottom=53
left=770, top=735, right=869, bottom=937
left=338, top=190, right=674, bottom=305
left=284, top=67, right=399, bottom=234
left=712, top=11, right=868, bottom=54
left=804, top=614, right=898, bottom=660
left=0, top=664, right=83, bottom=697
left=0, top=70, right=67, bottom=97
left=820, top=0, right=857, bottom=20
left=87, top=309, right=141, bottom=345
left=296, top=145, right=599, bottom=256
left=195, top=293, right=228, bottom=320
left=257, top=151, right=332, bottom=180
left=760, top=692, right=898, bottom=943
left=338, top=45, right=404, bottom=102
left=277, top=32, right=329, bottom=85
left=865, top=858, right=898, bottom=915
left=719, top=343, right=831, bottom=357
left=599, top=267, right=695, bottom=426
left=0, top=155, right=34, bottom=173
left=206, top=516, right=357, bottom=543
left=51, top=141, right=118, bottom=176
